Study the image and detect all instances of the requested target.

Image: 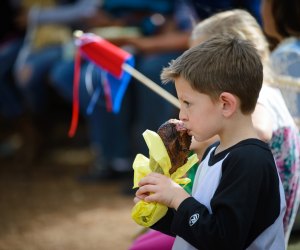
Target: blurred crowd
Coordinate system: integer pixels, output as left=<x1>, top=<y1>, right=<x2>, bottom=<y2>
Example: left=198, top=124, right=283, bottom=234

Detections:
left=1, top=0, right=300, bottom=248
left=0, top=0, right=263, bottom=179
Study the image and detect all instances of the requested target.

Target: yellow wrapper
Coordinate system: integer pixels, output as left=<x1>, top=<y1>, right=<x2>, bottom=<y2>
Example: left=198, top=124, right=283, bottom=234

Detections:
left=131, top=130, right=199, bottom=227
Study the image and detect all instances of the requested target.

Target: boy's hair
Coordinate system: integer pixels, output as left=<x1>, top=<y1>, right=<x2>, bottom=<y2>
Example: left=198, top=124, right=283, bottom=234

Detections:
left=161, top=35, right=263, bottom=114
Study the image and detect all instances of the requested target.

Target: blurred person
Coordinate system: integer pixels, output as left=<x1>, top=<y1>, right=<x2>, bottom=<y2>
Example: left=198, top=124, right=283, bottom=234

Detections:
left=189, top=0, right=262, bottom=23
left=0, top=0, right=26, bottom=158
left=11, top=0, right=101, bottom=161
left=50, top=0, right=195, bottom=181
left=261, top=0, right=300, bottom=127
left=261, top=0, right=300, bottom=242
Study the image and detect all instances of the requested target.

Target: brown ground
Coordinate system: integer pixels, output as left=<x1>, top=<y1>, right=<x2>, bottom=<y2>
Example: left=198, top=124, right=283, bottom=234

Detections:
left=0, top=144, right=141, bottom=250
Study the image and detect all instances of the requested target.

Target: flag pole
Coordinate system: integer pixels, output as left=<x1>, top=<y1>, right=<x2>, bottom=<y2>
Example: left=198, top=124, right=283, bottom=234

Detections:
left=122, top=63, right=180, bottom=108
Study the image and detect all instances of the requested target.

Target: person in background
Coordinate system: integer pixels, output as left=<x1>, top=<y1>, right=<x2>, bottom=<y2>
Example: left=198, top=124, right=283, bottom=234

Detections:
left=134, top=35, right=285, bottom=250
left=11, top=0, right=100, bottom=162
left=189, top=0, right=262, bottom=23
left=0, top=0, right=26, bottom=158
left=260, top=0, right=300, bottom=127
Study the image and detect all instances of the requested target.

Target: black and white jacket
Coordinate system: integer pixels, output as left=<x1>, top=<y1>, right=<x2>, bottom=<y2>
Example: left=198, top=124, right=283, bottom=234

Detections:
left=152, top=139, right=286, bottom=250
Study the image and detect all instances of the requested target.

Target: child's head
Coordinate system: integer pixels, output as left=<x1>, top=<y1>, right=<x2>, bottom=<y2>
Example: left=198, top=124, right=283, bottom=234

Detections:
left=161, top=35, right=263, bottom=115
left=189, top=9, right=274, bottom=87
left=190, top=9, right=269, bottom=64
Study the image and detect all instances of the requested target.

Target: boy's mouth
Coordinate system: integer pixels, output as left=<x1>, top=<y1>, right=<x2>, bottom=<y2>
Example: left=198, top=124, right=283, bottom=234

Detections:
left=180, top=122, right=192, bottom=136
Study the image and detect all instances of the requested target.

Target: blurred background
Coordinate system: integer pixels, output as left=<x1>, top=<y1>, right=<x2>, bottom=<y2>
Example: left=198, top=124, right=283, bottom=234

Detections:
left=1, top=0, right=300, bottom=249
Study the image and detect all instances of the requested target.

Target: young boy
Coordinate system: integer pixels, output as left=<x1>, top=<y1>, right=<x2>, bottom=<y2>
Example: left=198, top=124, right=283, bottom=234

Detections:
left=134, top=35, right=286, bottom=249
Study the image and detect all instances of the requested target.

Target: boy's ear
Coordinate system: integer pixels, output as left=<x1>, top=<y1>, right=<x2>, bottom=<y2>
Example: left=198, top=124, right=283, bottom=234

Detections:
left=219, top=92, right=238, bottom=117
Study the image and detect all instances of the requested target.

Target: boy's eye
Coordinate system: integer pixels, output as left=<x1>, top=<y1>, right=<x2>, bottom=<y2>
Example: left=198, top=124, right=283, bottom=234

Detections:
left=183, top=101, right=190, bottom=107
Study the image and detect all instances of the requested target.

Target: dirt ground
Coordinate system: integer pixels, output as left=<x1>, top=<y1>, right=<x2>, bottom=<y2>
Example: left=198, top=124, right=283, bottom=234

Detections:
left=0, top=144, right=142, bottom=250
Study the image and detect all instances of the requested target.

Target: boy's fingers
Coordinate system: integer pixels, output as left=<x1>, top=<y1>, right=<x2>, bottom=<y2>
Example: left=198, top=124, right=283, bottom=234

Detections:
left=148, top=172, right=163, bottom=177
left=136, top=184, right=157, bottom=197
left=133, top=197, right=141, bottom=204
left=136, top=185, right=149, bottom=196
left=144, top=193, right=158, bottom=203
left=138, top=176, right=155, bottom=187
left=135, top=191, right=148, bottom=200
left=138, top=173, right=164, bottom=187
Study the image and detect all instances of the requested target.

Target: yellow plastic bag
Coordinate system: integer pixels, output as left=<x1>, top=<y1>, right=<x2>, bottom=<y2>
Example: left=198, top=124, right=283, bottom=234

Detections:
left=131, top=130, right=198, bottom=227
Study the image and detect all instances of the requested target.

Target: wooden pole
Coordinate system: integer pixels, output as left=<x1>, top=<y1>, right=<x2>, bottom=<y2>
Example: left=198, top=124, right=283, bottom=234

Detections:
left=122, top=63, right=180, bottom=108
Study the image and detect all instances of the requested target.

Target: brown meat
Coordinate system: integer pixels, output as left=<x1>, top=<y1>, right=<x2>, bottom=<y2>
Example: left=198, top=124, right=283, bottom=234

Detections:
left=157, top=119, right=192, bottom=174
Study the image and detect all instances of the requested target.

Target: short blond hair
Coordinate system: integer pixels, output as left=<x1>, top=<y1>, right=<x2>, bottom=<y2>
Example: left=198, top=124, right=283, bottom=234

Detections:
left=190, top=9, right=269, bottom=61
left=190, top=9, right=273, bottom=85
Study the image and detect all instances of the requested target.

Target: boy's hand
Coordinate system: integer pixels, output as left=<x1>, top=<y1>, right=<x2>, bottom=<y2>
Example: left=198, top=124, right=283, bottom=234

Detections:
left=135, top=173, right=190, bottom=210
left=133, top=196, right=141, bottom=204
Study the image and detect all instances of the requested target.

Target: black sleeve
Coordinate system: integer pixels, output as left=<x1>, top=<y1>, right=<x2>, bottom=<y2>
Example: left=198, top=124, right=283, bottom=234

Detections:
left=150, top=208, right=176, bottom=236
left=168, top=148, right=280, bottom=250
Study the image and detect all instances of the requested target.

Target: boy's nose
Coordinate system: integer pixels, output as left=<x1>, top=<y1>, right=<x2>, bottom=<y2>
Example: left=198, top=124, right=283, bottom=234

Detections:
left=179, top=109, right=187, bottom=122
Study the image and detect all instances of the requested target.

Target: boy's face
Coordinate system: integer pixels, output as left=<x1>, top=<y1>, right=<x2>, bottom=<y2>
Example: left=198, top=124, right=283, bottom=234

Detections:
left=175, top=76, right=222, bottom=143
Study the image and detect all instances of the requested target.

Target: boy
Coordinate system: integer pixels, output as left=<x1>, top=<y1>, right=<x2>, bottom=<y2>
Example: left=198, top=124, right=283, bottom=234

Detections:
left=134, top=35, right=286, bottom=249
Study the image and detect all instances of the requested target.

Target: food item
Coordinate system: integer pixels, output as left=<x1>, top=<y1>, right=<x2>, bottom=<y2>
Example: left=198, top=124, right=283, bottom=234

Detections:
left=132, top=121, right=198, bottom=227
left=157, top=119, right=192, bottom=174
